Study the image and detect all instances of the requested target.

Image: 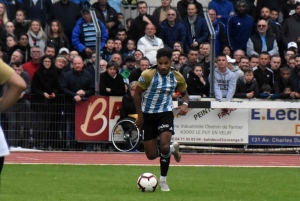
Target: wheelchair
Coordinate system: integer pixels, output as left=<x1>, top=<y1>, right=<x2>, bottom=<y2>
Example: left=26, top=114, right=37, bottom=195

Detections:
left=111, top=109, right=142, bottom=152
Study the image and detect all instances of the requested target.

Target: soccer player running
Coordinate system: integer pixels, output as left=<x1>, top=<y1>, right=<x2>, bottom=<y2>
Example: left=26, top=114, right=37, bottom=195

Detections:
left=0, top=59, right=26, bottom=176
left=134, top=48, right=189, bottom=191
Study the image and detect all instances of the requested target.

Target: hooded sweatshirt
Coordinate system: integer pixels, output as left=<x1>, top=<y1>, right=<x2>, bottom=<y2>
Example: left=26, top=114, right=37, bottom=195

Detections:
left=210, top=67, right=236, bottom=101
left=230, top=65, right=244, bottom=80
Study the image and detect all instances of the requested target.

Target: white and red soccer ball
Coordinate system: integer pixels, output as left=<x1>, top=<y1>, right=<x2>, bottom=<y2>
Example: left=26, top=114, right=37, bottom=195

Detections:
left=137, top=173, right=158, bottom=192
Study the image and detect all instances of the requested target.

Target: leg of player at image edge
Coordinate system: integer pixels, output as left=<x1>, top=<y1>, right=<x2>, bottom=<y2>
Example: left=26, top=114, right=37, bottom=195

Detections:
left=160, top=141, right=181, bottom=192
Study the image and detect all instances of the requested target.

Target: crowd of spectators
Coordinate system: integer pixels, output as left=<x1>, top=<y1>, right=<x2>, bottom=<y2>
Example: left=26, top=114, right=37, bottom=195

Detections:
left=1, top=0, right=300, bottom=149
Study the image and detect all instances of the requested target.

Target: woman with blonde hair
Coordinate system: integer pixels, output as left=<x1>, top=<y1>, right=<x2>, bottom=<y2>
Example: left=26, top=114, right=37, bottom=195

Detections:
left=27, top=20, right=47, bottom=54
left=0, top=2, right=9, bottom=27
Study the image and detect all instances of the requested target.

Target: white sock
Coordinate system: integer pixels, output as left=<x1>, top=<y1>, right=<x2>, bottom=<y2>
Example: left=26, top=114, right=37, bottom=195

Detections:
left=170, top=145, right=175, bottom=154
left=160, top=176, right=166, bottom=182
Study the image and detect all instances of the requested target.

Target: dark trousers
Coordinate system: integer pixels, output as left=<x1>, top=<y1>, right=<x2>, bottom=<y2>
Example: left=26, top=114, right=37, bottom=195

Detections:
left=0, top=156, right=4, bottom=175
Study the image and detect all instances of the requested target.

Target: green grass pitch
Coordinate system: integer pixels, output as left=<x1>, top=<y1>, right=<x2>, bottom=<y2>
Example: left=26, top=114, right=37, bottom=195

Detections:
left=1, top=165, right=300, bottom=201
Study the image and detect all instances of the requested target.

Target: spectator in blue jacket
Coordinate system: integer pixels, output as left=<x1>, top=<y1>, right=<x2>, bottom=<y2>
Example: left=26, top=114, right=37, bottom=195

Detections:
left=72, top=8, right=108, bottom=59
left=183, top=3, right=209, bottom=52
left=208, top=0, right=235, bottom=26
left=159, top=9, right=186, bottom=49
left=227, top=0, right=254, bottom=52
left=208, top=8, right=229, bottom=55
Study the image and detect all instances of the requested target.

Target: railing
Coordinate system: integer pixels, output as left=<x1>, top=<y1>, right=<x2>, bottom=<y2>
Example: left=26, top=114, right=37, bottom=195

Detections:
left=3, top=94, right=300, bottom=153
left=203, top=7, right=216, bottom=98
left=90, top=8, right=101, bottom=95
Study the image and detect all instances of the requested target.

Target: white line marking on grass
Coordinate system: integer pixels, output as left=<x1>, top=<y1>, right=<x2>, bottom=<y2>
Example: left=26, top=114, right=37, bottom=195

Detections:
left=5, top=162, right=300, bottom=168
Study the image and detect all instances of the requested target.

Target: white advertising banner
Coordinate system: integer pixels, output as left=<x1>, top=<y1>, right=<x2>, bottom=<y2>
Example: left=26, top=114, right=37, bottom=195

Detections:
left=171, top=108, right=248, bottom=144
left=248, top=109, right=300, bottom=146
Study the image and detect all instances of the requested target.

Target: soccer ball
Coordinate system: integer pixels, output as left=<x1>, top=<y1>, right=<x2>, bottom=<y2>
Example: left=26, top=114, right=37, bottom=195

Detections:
left=137, top=173, right=158, bottom=192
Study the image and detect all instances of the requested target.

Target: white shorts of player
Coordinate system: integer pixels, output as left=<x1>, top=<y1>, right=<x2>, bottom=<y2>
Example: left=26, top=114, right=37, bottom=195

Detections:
left=0, top=126, right=9, bottom=157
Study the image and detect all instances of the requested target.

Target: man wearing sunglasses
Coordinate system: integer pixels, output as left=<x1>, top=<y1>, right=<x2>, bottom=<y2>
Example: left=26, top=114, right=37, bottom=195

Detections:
left=159, top=9, right=186, bottom=49
left=246, top=19, right=278, bottom=57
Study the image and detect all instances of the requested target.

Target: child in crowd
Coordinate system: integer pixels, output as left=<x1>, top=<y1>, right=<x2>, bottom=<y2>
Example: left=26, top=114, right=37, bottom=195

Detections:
left=178, top=53, right=187, bottom=67
left=269, top=9, right=279, bottom=23
left=284, top=86, right=292, bottom=95
left=123, top=39, right=136, bottom=57
left=101, top=38, right=115, bottom=62
left=234, top=68, right=259, bottom=99
left=259, top=84, right=279, bottom=100
left=117, top=13, right=125, bottom=29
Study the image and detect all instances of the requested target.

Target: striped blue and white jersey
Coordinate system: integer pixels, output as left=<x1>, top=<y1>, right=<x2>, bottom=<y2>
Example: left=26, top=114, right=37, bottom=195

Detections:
left=82, top=22, right=96, bottom=50
left=137, top=67, right=187, bottom=114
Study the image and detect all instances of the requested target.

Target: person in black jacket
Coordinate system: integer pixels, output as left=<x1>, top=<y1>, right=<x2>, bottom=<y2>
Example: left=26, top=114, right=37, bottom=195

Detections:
left=129, top=56, right=150, bottom=83
left=177, top=0, right=204, bottom=19
left=256, top=0, right=285, bottom=20
left=274, top=66, right=300, bottom=99
left=48, top=0, right=81, bottom=46
left=61, top=56, right=95, bottom=149
left=127, top=1, right=160, bottom=43
left=282, top=0, right=300, bottom=21
left=281, top=4, right=300, bottom=49
left=13, top=10, right=31, bottom=40
left=234, top=67, right=259, bottom=98
left=253, top=52, right=274, bottom=88
left=47, top=20, right=70, bottom=56
left=16, top=33, right=31, bottom=63
left=31, top=55, right=61, bottom=149
left=186, top=64, right=209, bottom=97
left=92, top=0, right=120, bottom=36
left=99, top=61, right=126, bottom=96
left=61, top=56, right=95, bottom=102
left=122, top=81, right=137, bottom=118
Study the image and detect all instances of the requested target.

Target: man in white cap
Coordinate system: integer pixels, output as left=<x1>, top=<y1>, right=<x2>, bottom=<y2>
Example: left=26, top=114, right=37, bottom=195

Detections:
left=282, top=4, right=300, bottom=51
left=59, top=47, right=70, bottom=55
left=287, top=42, right=298, bottom=53
left=226, top=55, right=244, bottom=80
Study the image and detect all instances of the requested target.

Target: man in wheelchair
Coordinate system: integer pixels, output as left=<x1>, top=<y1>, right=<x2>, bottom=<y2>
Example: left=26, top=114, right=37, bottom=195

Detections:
left=116, top=81, right=138, bottom=141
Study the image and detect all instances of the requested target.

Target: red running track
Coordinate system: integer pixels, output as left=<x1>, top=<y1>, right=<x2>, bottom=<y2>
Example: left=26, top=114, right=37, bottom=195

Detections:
left=4, top=152, right=300, bottom=167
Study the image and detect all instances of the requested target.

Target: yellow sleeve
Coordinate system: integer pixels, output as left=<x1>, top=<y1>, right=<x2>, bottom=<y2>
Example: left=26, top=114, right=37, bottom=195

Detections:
left=0, top=59, right=14, bottom=85
left=137, top=69, right=156, bottom=90
left=174, top=71, right=187, bottom=93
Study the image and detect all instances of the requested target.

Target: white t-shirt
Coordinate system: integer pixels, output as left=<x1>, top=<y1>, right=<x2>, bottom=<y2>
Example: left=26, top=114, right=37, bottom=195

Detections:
left=0, top=126, right=9, bottom=157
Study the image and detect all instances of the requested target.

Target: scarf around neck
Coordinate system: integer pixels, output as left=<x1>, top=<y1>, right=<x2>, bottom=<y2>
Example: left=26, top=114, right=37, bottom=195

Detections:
left=29, top=30, right=46, bottom=55
left=188, top=15, right=197, bottom=38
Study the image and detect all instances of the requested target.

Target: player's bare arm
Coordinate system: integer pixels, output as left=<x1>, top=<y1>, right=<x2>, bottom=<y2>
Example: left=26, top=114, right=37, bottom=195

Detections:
left=133, top=85, right=145, bottom=130
left=178, top=90, right=189, bottom=116
left=0, top=73, right=26, bottom=113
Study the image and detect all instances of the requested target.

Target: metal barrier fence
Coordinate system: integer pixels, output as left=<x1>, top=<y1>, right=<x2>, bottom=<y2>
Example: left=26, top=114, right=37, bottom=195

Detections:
left=1, top=95, right=117, bottom=152
left=2, top=94, right=300, bottom=154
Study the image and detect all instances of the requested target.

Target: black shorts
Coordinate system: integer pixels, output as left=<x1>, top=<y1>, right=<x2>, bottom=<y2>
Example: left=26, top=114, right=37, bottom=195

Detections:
left=142, top=111, right=174, bottom=141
